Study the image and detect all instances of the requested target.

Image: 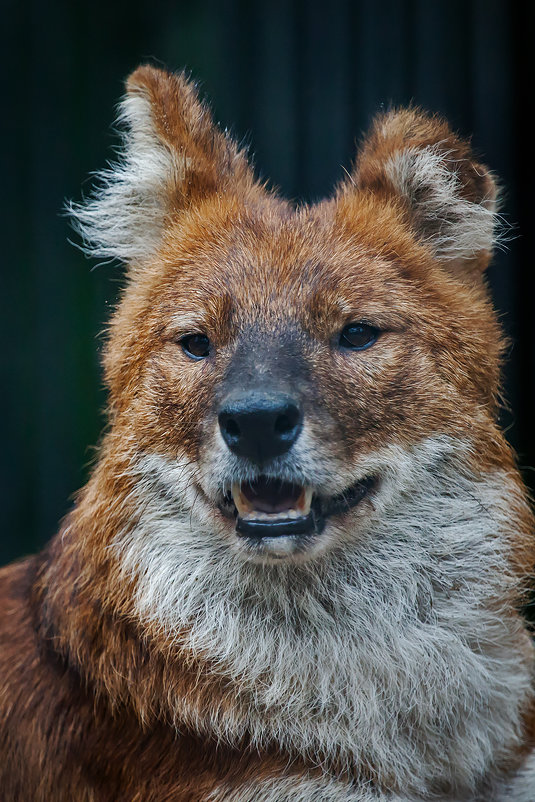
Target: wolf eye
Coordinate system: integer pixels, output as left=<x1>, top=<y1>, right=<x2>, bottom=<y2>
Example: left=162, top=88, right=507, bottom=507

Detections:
left=181, top=333, right=211, bottom=359
left=339, top=323, right=379, bottom=351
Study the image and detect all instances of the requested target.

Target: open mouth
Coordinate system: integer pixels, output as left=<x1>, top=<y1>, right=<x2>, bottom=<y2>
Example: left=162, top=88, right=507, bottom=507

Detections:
left=219, top=475, right=376, bottom=539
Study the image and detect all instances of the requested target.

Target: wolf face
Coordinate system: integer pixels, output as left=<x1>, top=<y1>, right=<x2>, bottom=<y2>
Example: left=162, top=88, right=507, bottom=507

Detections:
left=65, top=67, right=534, bottom=797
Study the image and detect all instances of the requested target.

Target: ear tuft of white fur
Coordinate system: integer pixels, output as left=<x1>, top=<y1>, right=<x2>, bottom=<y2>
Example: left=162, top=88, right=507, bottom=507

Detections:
left=385, top=146, right=500, bottom=261
left=67, top=92, right=179, bottom=264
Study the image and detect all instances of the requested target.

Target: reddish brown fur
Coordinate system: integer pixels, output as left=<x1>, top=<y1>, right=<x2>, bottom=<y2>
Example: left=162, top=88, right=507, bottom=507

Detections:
left=1, top=65, right=534, bottom=800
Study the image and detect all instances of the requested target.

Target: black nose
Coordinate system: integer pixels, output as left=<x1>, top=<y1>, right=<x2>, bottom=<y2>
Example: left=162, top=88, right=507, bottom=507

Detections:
left=218, top=393, right=303, bottom=464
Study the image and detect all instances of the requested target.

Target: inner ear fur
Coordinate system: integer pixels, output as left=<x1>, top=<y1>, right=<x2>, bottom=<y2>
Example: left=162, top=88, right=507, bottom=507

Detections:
left=69, top=65, right=257, bottom=264
left=352, top=107, right=499, bottom=272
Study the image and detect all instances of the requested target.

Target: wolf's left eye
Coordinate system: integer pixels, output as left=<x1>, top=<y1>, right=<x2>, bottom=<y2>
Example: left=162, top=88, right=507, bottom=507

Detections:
left=181, top=333, right=211, bottom=359
left=339, top=323, right=379, bottom=351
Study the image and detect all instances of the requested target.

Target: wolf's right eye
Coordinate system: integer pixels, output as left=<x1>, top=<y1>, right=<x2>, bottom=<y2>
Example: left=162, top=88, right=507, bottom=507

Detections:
left=339, top=323, right=379, bottom=351
left=181, top=334, right=211, bottom=360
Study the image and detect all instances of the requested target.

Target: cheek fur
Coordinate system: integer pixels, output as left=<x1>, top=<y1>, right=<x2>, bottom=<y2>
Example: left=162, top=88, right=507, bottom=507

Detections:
left=134, top=342, right=219, bottom=458
left=308, top=336, right=460, bottom=454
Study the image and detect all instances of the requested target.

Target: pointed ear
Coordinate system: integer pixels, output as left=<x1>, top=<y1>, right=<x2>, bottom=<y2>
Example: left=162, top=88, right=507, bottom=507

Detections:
left=351, top=108, right=500, bottom=272
left=69, top=65, right=255, bottom=264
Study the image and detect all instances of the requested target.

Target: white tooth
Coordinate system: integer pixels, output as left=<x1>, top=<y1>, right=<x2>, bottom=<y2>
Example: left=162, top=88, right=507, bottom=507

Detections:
left=231, top=483, right=253, bottom=517
left=245, top=509, right=303, bottom=521
left=296, top=486, right=313, bottom=515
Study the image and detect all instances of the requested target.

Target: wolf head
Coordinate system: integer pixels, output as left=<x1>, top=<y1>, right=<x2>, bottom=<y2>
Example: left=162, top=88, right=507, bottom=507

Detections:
left=70, top=65, right=509, bottom=563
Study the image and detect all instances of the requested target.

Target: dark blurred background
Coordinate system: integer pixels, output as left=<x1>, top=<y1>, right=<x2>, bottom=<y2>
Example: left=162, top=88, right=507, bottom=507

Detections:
left=1, top=0, right=534, bottom=565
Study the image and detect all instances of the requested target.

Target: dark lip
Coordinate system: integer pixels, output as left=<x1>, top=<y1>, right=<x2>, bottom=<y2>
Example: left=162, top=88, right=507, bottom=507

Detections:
left=236, top=512, right=322, bottom=539
left=218, top=475, right=377, bottom=539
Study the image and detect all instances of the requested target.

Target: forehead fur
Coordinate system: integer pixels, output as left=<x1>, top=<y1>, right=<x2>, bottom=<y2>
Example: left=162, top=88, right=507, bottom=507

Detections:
left=114, top=190, right=496, bottom=327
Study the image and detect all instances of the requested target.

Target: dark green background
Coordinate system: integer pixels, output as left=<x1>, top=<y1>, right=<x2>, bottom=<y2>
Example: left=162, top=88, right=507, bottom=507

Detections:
left=2, top=0, right=534, bottom=564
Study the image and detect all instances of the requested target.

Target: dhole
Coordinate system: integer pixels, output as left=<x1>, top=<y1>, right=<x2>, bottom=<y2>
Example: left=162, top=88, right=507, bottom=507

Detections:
left=1, top=65, right=534, bottom=801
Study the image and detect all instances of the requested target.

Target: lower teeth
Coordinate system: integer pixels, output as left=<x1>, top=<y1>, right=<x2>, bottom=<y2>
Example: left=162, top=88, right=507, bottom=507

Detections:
left=241, top=508, right=304, bottom=522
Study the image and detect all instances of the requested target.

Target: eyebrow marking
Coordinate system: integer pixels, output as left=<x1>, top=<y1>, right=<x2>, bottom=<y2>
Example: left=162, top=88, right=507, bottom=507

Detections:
left=165, top=314, right=207, bottom=336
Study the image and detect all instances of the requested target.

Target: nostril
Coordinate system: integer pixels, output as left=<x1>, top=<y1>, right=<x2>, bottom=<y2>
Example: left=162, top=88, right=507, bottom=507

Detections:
left=274, top=404, right=300, bottom=437
left=224, top=418, right=240, bottom=438
left=274, top=413, right=295, bottom=435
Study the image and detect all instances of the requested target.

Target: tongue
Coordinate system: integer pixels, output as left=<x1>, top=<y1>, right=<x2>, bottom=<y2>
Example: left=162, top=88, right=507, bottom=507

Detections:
left=241, top=478, right=302, bottom=513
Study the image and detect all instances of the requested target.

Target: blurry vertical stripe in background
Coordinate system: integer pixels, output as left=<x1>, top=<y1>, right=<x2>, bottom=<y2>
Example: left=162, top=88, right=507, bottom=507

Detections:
left=1, top=0, right=534, bottom=563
